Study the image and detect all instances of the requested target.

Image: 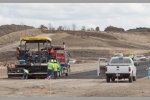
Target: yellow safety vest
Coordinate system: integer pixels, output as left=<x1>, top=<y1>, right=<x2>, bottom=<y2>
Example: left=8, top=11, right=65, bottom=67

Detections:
left=53, top=63, right=59, bottom=71
left=48, top=62, right=53, bottom=70
left=17, top=46, right=21, bottom=50
left=129, top=55, right=134, bottom=58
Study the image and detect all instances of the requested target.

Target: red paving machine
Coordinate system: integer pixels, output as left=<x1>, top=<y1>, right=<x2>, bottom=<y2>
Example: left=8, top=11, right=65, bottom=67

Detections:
left=7, top=37, right=70, bottom=78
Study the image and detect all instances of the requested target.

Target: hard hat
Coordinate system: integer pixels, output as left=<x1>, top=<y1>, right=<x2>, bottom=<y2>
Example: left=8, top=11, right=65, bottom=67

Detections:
left=50, top=59, right=54, bottom=62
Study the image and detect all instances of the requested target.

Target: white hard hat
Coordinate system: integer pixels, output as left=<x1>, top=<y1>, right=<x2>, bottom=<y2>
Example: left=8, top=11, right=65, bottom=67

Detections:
left=50, top=59, right=54, bottom=62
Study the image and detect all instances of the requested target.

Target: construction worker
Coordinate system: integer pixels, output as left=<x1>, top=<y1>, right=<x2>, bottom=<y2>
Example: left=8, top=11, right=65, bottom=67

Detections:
left=16, top=45, right=21, bottom=59
left=56, top=59, right=62, bottom=77
left=128, top=54, right=134, bottom=60
left=50, top=47, right=55, bottom=58
left=63, top=42, right=66, bottom=49
left=46, top=59, right=54, bottom=80
left=17, top=45, right=21, bottom=50
left=22, top=68, right=29, bottom=79
left=16, top=49, right=20, bottom=59
left=53, top=59, right=59, bottom=79
left=50, top=47, right=54, bottom=53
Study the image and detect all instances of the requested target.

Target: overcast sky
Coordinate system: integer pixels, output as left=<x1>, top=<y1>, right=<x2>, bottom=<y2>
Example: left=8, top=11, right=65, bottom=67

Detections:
left=0, top=3, right=150, bottom=31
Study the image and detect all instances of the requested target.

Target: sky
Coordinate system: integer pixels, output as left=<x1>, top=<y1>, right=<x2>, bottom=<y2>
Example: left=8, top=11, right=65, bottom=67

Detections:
left=0, top=3, right=150, bottom=31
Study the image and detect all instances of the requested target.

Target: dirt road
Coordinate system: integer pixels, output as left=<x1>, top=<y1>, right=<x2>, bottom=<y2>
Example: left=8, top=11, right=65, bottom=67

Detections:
left=1, top=78, right=150, bottom=97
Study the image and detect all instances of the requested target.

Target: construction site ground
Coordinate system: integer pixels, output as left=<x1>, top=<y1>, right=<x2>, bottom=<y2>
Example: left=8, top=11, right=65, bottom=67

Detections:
left=0, top=29, right=150, bottom=96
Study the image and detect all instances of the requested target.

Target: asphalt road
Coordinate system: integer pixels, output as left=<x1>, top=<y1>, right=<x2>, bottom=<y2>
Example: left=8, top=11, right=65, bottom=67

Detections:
left=64, top=60, right=150, bottom=79
left=1, top=60, right=150, bottom=80
left=136, top=60, right=150, bottom=78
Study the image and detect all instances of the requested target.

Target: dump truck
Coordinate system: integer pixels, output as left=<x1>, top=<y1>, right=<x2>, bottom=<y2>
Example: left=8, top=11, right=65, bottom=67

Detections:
left=7, top=37, right=70, bottom=78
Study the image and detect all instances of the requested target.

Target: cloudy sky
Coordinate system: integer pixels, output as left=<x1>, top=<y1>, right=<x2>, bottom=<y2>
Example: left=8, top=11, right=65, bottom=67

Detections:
left=0, top=3, right=150, bottom=30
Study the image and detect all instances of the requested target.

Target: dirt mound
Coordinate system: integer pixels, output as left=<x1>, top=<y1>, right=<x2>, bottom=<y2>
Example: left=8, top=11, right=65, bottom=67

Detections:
left=0, top=24, right=34, bottom=37
left=0, top=51, right=16, bottom=63
left=0, top=29, right=44, bottom=47
left=104, top=26, right=125, bottom=32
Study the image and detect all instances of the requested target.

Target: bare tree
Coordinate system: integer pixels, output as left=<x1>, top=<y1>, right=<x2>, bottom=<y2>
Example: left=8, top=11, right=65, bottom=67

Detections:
left=80, top=26, right=86, bottom=38
left=48, top=23, right=52, bottom=30
left=90, top=28, right=95, bottom=31
left=51, top=27, right=55, bottom=30
left=63, top=25, right=68, bottom=30
left=57, top=26, right=64, bottom=31
left=72, top=24, right=76, bottom=31
left=81, top=26, right=86, bottom=31
left=67, top=27, right=71, bottom=31
left=87, top=28, right=91, bottom=31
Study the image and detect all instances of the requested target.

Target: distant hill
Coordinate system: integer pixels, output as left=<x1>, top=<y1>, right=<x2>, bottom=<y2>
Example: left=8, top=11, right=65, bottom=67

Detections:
left=104, top=26, right=125, bottom=32
left=0, top=24, right=34, bottom=37
left=127, top=27, right=150, bottom=32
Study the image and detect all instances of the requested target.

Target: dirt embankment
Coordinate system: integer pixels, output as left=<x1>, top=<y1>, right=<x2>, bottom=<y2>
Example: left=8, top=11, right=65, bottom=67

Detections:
left=51, top=31, right=150, bottom=60
left=0, top=29, right=44, bottom=47
left=1, top=30, right=150, bottom=62
left=0, top=24, right=34, bottom=37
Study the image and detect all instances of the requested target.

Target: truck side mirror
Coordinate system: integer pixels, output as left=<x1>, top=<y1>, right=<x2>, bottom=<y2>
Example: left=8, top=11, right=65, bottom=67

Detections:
left=68, top=59, right=76, bottom=64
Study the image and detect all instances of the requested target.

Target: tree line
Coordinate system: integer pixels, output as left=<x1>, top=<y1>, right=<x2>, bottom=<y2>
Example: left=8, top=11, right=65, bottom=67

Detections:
left=40, top=24, right=100, bottom=32
left=40, top=24, right=150, bottom=33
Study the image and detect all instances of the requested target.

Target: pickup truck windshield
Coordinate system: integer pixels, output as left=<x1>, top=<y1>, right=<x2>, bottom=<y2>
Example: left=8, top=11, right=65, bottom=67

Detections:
left=110, top=58, right=131, bottom=64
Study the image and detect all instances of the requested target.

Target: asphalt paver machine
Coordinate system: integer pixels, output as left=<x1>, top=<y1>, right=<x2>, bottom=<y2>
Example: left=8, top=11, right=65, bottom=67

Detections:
left=7, top=37, right=70, bottom=78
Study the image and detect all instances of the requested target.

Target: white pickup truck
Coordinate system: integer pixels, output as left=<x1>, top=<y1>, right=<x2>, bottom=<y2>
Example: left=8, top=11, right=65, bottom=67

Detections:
left=105, top=57, right=137, bottom=83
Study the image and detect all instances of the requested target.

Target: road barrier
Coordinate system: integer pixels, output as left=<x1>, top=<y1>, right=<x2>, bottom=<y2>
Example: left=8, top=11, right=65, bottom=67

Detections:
left=148, top=67, right=150, bottom=79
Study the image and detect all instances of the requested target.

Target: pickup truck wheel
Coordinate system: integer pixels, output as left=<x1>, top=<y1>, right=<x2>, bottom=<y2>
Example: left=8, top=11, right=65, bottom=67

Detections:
left=129, top=76, right=133, bottom=83
left=133, top=76, right=136, bottom=81
left=111, top=78, right=115, bottom=82
left=106, top=76, right=110, bottom=83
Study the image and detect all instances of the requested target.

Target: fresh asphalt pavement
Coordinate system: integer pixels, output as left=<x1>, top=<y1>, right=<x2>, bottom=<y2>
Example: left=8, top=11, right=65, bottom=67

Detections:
left=64, top=60, right=150, bottom=79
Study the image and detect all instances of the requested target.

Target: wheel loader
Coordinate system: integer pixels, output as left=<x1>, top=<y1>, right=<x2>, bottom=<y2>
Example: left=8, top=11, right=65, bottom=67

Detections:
left=7, top=37, right=70, bottom=78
